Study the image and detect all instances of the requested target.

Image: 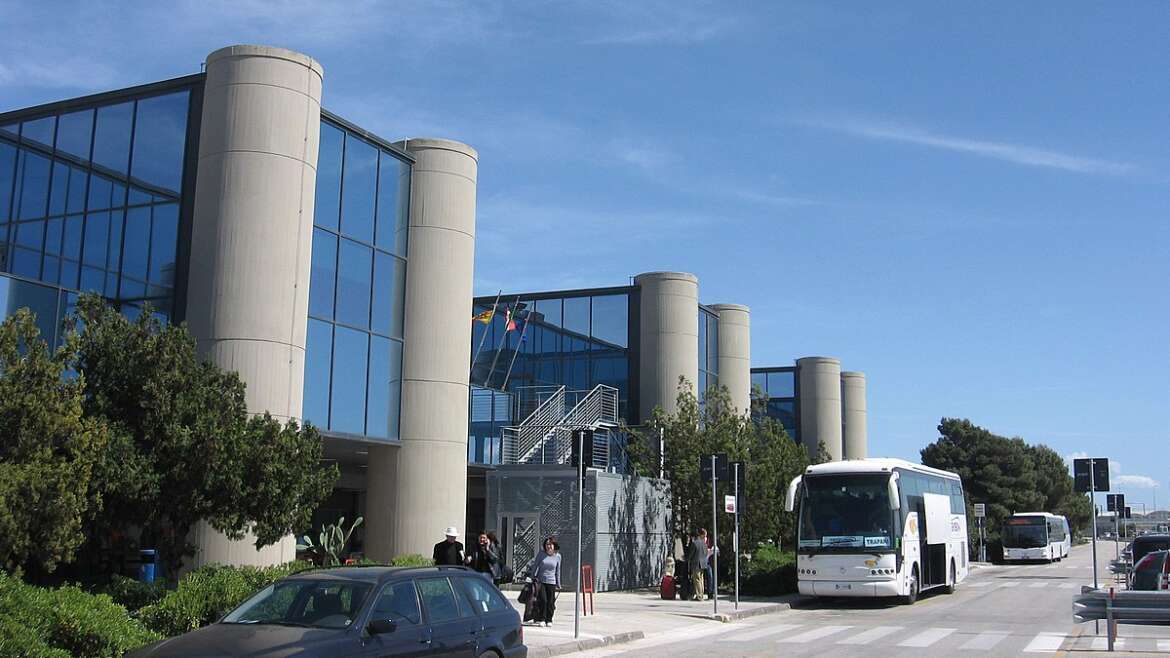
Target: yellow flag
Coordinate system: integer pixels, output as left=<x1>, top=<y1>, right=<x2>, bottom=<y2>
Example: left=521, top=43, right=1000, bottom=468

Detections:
left=472, top=309, right=495, bottom=324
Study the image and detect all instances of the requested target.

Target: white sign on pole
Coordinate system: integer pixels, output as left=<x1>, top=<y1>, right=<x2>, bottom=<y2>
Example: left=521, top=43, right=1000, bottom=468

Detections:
left=974, top=503, right=986, bottom=518
left=725, top=495, right=737, bottom=514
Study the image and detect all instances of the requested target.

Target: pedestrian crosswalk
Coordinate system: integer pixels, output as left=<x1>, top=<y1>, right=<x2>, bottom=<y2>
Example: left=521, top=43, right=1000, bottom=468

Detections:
left=964, top=579, right=1082, bottom=589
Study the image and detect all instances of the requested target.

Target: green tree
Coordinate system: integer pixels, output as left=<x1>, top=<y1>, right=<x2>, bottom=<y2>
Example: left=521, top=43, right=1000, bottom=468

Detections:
left=69, top=295, right=338, bottom=575
left=921, top=418, right=1086, bottom=559
left=0, top=310, right=108, bottom=574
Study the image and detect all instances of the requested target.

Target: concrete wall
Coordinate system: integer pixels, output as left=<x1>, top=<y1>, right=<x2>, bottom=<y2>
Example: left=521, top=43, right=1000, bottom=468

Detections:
left=366, top=138, right=478, bottom=561
left=634, top=272, right=699, bottom=420
left=797, top=356, right=843, bottom=461
left=708, top=304, right=751, bottom=416
left=185, top=45, right=323, bottom=567
left=841, top=371, right=868, bottom=460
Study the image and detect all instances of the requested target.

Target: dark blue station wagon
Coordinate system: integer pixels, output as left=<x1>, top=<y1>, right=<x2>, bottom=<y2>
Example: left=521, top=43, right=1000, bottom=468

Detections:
left=128, top=565, right=526, bottom=658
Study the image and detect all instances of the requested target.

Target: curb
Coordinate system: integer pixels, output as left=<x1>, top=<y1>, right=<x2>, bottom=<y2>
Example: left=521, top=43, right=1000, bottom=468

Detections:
left=708, top=595, right=808, bottom=622
left=526, top=630, right=645, bottom=658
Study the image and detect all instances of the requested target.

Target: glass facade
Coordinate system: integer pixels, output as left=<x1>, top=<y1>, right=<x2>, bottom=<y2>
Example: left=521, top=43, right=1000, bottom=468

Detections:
left=0, top=86, right=194, bottom=323
left=751, top=366, right=799, bottom=442
left=470, top=290, right=633, bottom=416
left=468, top=385, right=513, bottom=465
left=698, top=306, right=719, bottom=402
left=303, top=118, right=410, bottom=441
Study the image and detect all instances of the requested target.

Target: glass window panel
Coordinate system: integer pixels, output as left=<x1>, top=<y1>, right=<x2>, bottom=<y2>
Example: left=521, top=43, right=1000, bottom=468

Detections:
left=55, top=110, right=93, bottom=163
left=303, top=319, right=333, bottom=427
left=340, top=136, right=376, bottom=243
left=329, top=326, right=368, bottom=434
left=17, top=152, right=51, bottom=220
left=82, top=212, right=109, bottom=267
left=590, top=294, right=628, bottom=348
left=92, top=102, right=133, bottom=174
left=366, top=336, right=402, bottom=440
left=309, top=228, right=337, bottom=319
left=0, top=274, right=60, bottom=342
left=371, top=251, right=405, bottom=337
left=148, top=204, right=177, bottom=285
left=707, top=314, right=719, bottom=375
left=80, top=266, right=104, bottom=292
left=697, top=311, right=707, bottom=370
left=0, top=124, right=18, bottom=141
left=534, top=298, right=561, bottom=327
left=119, top=277, right=145, bottom=300
left=121, top=206, right=150, bottom=280
left=41, top=256, right=59, bottom=284
left=105, top=271, right=119, bottom=297
left=375, top=154, right=410, bottom=256
left=87, top=174, right=113, bottom=212
left=48, top=162, right=69, bottom=216
left=16, top=221, right=44, bottom=250
left=11, top=248, right=40, bottom=279
left=59, top=260, right=79, bottom=290
left=62, top=216, right=82, bottom=261
left=44, top=218, right=62, bottom=256
left=66, top=167, right=87, bottom=215
left=107, top=210, right=123, bottom=273
left=314, top=123, right=343, bottom=231
left=751, top=372, right=766, bottom=393
left=767, top=372, right=795, bottom=398
left=128, top=188, right=151, bottom=206
left=0, top=143, right=16, bottom=223
left=335, top=239, right=372, bottom=329
left=563, top=296, right=589, bottom=336
left=20, top=116, right=55, bottom=150
left=130, top=92, right=189, bottom=194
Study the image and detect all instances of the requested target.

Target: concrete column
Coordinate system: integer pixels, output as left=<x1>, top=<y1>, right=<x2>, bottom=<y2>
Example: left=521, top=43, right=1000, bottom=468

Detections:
left=366, top=138, right=478, bottom=561
left=708, top=304, right=751, bottom=416
left=184, top=45, right=323, bottom=567
left=841, top=371, right=867, bottom=460
left=797, top=357, right=843, bottom=461
left=634, top=272, right=699, bottom=421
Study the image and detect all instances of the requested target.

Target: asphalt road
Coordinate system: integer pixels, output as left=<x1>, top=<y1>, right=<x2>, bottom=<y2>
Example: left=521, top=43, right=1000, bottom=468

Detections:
left=574, top=541, right=1170, bottom=657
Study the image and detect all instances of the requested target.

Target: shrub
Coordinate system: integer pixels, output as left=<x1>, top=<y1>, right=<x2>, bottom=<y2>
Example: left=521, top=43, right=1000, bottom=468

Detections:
left=389, top=554, right=432, bottom=568
left=0, top=571, right=159, bottom=657
left=739, top=544, right=797, bottom=596
left=100, top=575, right=168, bottom=613
left=138, top=561, right=314, bottom=637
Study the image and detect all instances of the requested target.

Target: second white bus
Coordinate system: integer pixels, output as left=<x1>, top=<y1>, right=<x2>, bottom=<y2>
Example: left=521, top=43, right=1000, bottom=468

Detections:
left=785, top=458, right=969, bottom=604
left=1002, top=512, right=1070, bottom=562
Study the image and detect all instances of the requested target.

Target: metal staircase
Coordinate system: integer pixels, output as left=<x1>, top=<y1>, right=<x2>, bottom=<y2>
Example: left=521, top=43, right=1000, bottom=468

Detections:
left=500, top=384, right=620, bottom=468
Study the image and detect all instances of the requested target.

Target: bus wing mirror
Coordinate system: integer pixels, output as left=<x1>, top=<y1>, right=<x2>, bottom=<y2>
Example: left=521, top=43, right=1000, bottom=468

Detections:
left=888, top=474, right=900, bottom=511
left=785, top=476, right=802, bottom=512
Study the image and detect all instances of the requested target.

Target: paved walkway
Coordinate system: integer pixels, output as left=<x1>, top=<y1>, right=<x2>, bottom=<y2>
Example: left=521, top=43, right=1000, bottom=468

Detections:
left=506, top=589, right=798, bottom=657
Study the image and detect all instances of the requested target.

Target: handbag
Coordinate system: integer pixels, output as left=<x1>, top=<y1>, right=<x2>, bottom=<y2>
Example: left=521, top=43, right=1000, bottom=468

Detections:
left=517, top=581, right=533, bottom=604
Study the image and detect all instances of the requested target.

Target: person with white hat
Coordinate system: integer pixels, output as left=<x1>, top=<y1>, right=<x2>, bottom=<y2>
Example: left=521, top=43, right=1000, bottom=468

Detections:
left=433, top=527, right=465, bottom=566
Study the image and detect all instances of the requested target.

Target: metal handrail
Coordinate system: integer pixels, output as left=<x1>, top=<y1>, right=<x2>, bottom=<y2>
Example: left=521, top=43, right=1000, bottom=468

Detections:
left=502, top=385, right=565, bottom=464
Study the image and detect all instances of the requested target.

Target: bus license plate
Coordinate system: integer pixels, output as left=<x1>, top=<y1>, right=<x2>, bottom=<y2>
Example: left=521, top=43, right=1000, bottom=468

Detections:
left=835, top=584, right=851, bottom=590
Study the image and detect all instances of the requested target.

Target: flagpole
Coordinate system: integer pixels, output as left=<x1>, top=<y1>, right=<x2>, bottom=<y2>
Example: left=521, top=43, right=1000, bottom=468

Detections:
left=500, top=315, right=530, bottom=392
left=483, top=295, right=521, bottom=388
left=470, top=290, right=502, bottom=371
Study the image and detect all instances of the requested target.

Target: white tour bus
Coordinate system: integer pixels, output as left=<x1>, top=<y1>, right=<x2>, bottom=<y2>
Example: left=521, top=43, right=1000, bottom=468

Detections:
left=1002, top=512, right=1071, bottom=562
left=785, top=458, right=969, bottom=604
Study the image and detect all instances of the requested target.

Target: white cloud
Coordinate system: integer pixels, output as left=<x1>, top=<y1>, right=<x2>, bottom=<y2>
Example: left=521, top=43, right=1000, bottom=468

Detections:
left=803, top=115, right=1135, bottom=176
left=1116, top=475, right=1159, bottom=489
left=578, top=0, right=739, bottom=45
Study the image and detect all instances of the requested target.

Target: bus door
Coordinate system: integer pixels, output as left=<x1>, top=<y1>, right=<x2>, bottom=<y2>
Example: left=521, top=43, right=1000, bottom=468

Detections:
left=922, top=493, right=953, bottom=587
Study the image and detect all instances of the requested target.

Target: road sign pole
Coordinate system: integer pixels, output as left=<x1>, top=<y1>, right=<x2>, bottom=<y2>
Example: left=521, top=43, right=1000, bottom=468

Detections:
left=1090, top=459, right=1100, bottom=635
left=710, top=454, right=718, bottom=616
left=574, top=429, right=583, bottom=640
left=734, top=462, right=740, bottom=611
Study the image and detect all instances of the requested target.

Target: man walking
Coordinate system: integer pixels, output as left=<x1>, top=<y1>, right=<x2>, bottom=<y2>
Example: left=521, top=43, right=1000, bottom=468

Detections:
left=433, top=527, right=464, bottom=565
left=686, top=529, right=708, bottom=601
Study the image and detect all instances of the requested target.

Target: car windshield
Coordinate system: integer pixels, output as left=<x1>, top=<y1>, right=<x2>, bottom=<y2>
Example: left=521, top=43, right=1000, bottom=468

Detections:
left=1003, top=518, right=1048, bottom=548
left=222, top=579, right=373, bottom=629
left=798, top=474, right=894, bottom=552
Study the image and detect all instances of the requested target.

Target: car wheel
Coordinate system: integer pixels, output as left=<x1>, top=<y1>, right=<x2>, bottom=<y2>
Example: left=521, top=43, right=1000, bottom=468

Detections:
left=901, top=565, right=919, bottom=605
left=478, top=651, right=502, bottom=658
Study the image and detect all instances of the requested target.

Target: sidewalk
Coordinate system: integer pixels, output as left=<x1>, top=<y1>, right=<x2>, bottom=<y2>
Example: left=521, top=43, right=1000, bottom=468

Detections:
left=508, top=589, right=801, bottom=657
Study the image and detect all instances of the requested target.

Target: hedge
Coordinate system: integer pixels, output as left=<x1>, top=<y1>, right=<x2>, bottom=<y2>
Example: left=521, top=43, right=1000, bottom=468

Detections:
left=739, top=544, right=798, bottom=596
left=0, top=571, right=159, bottom=658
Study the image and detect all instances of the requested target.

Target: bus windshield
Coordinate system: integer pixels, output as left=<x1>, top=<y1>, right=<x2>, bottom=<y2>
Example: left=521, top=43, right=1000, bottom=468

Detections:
left=1003, top=517, right=1048, bottom=548
left=798, top=474, right=894, bottom=552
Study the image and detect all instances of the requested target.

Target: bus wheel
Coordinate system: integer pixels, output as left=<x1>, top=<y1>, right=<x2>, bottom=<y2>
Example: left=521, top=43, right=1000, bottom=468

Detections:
left=943, top=560, right=956, bottom=594
left=901, top=565, right=919, bottom=605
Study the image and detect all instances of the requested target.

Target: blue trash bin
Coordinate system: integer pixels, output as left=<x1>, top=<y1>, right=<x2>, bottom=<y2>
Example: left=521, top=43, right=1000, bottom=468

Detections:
left=139, top=549, right=157, bottom=583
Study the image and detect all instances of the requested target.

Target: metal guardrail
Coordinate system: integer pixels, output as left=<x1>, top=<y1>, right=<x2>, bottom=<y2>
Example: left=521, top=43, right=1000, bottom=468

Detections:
left=1074, top=588, right=1170, bottom=624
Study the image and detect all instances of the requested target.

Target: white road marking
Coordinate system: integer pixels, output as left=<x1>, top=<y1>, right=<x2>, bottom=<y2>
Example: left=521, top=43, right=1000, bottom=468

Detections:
left=776, top=625, right=853, bottom=643
left=966, top=581, right=992, bottom=588
left=1000, top=581, right=1021, bottom=587
left=732, top=623, right=803, bottom=642
left=1158, top=639, right=1170, bottom=651
left=959, top=630, right=1010, bottom=650
left=1023, top=632, right=1067, bottom=653
left=1058, top=582, right=1080, bottom=589
left=897, top=627, right=956, bottom=647
left=836, top=626, right=903, bottom=645
left=1027, top=581, right=1049, bottom=588
left=1089, top=636, right=1126, bottom=650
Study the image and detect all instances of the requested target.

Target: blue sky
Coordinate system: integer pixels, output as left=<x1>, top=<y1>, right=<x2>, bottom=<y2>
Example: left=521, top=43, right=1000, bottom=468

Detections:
left=3, top=1, right=1167, bottom=511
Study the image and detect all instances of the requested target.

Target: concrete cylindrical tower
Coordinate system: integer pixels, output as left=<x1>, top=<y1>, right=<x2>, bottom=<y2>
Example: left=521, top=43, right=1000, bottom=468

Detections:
left=841, top=371, right=867, bottom=459
left=708, top=304, right=751, bottom=416
left=366, top=138, right=478, bottom=561
left=185, top=45, right=323, bottom=566
left=797, top=356, right=843, bottom=462
left=634, top=272, right=699, bottom=421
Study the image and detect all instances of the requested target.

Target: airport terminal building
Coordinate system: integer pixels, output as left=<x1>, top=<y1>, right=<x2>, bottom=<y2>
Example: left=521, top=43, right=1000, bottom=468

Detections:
left=0, top=45, right=867, bottom=577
